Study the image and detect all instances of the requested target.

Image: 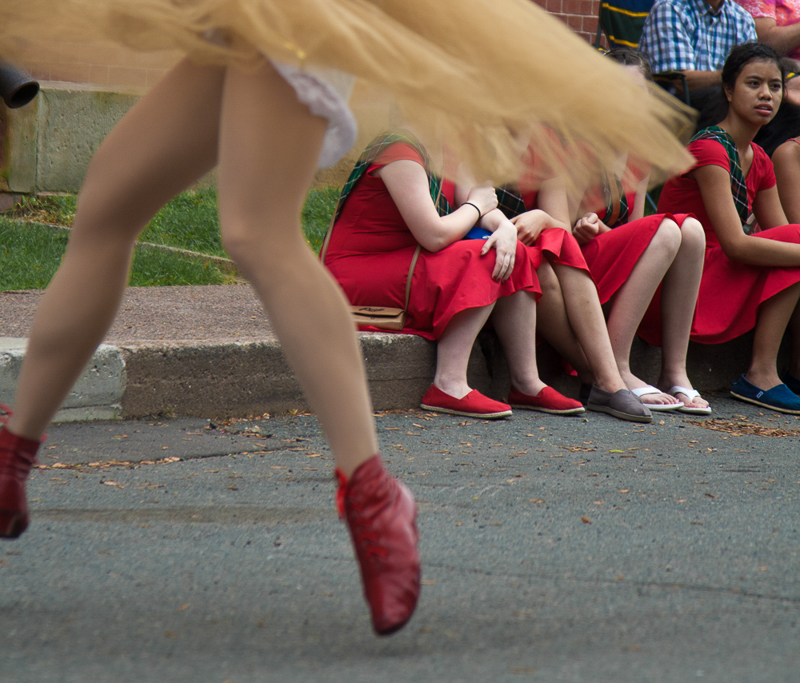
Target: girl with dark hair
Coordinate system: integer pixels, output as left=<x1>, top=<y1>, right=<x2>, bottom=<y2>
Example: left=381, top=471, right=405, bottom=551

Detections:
left=659, top=42, right=800, bottom=413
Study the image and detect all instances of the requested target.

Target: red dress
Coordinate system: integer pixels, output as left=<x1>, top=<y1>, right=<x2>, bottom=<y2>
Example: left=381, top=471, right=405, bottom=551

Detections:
left=323, top=143, right=585, bottom=340
left=656, top=138, right=800, bottom=344
left=576, top=169, right=692, bottom=305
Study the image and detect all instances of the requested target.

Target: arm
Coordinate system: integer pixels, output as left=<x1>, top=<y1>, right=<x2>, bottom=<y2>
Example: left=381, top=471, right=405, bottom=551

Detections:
left=754, top=17, right=800, bottom=57
left=534, top=176, right=571, bottom=224
left=772, top=139, right=800, bottom=223
left=376, top=160, right=497, bottom=252
left=679, top=70, right=723, bottom=91
left=692, top=164, right=800, bottom=265
left=629, top=174, right=650, bottom=222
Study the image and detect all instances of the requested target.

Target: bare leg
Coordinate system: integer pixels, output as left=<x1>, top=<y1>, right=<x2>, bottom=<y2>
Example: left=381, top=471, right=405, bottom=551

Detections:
left=8, top=60, right=224, bottom=439
left=789, top=304, right=800, bottom=379
left=655, top=218, right=708, bottom=410
left=549, top=262, right=627, bottom=393
left=605, top=219, right=681, bottom=406
left=535, top=260, right=594, bottom=384
left=216, top=63, right=377, bottom=476
left=432, top=305, right=495, bottom=398
left=748, top=282, right=800, bottom=390
left=490, top=291, right=547, bottom=395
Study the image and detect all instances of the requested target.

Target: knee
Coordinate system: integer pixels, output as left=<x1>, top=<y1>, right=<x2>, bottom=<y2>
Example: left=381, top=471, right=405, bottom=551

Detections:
left=679, top=217, right=706, bottom=252
left=536, top=260, right=562, bottom=301
left=653, top=218, right=682, bottom=254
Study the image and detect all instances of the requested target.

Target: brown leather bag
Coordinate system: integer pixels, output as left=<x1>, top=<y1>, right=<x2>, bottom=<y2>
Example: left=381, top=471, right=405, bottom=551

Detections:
left=320, top=214, right=422, bottom=331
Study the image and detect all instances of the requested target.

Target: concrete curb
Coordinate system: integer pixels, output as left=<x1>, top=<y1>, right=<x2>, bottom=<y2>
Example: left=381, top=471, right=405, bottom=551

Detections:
left=0, top=328, right=781, bottom=422
left=0, top=337, right=125, bottom=421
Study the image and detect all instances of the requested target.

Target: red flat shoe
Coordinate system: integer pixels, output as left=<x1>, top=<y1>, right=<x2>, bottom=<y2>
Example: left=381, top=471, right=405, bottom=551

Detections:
left=508, top=386, right=585, bottom=415
left=420, top=385, right=512, bottom=419
left=336, top=454, right=420, bottom=636
left=0, top=407, right=42, bottom=539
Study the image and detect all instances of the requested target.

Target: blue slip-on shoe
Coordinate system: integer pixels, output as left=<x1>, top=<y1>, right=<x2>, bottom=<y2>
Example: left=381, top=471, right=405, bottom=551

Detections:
left=730, top=375, right=800, bottom=414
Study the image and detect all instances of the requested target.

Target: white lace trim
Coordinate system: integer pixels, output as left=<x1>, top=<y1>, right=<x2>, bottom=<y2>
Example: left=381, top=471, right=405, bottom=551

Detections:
left=271, top=62, right=358, bottom=168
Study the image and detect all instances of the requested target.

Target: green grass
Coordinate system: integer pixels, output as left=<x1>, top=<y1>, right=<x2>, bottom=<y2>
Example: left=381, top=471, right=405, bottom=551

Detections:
left=0, top=219, right=232, bottom=291
left=0, top=187, right=341, bottom=291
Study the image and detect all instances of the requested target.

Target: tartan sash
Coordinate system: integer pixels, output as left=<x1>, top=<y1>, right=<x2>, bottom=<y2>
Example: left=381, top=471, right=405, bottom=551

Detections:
left=600, top=171, right=629, bottom=228
left=333, top=131, right=451, bottom=223
left=494, top=183, right=528, bottom=219
left=690, top=126, right=750, bottom=231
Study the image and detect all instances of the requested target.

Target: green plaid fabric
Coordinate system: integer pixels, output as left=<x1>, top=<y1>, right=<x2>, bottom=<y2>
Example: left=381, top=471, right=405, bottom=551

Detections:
left=494, top=183, right=528, bottom=219
left=600, top=172, right=629, bottom=228
left=690, top=126, right=750, bottom=231
left=333, top=131, right=451, bottom=223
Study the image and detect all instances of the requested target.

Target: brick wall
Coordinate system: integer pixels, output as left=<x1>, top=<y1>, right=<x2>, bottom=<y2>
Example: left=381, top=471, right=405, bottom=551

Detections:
left=15, top=2, right=603, bottom=90
left=533, top=0, right=603, bottom=47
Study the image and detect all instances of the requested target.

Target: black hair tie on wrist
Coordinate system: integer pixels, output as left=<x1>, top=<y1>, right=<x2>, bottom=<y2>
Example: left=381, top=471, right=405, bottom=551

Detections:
left=463, top=201, right=482, bottom=219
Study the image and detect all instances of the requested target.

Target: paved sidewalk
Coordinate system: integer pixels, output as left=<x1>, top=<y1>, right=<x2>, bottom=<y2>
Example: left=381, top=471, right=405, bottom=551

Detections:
left=1, top=396, right=798, bottom=682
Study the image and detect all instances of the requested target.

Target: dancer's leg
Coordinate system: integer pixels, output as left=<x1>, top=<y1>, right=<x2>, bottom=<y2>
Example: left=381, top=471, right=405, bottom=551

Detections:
left=8, top=60, right=224, bottom=439
left=748, top=282, right=800, bottom=390
left=535, top=260, right=594, bottom=384
left=216, top=63, right=378, bottom=476
left=432, top=306, right=495, bottom=398
left=549, top=262, right=627, bottom=393
left=490, top=291, right=547, bottom=395
left=605, top=219, right=681, bottom=406
left=656, top=218, right=707, bottom=410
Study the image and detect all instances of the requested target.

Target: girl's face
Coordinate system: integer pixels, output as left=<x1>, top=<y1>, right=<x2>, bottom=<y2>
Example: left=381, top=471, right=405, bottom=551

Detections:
left=725, top=59, right=783, bottom=127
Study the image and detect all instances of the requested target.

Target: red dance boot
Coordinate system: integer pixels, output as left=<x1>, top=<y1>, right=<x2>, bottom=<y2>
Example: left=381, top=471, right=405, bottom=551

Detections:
left=0, top=412, right=42, bottom=539
left=336, top=454, right=421, bottom=636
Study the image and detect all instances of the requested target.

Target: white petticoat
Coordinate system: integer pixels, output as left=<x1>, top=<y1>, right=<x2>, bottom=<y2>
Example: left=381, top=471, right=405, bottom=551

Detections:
left=271, top=62, right=357, bottom=168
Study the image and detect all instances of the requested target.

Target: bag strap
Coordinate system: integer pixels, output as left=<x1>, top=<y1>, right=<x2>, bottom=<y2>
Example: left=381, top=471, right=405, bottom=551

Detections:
left=319, top=210, right=336, bottom=264
left=404, top=245, right=422, bottom=310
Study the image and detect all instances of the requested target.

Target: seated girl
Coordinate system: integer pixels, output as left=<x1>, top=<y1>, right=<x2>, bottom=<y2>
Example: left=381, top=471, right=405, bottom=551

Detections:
left=658, top=43, right=800, bottom=414
left=773, top=136, right=800, bottom=223
left=492, top=152, right=660, bottom=419
left=322, top=132, right=650, bottom=421
left=569, top=48, right=710, bottom=414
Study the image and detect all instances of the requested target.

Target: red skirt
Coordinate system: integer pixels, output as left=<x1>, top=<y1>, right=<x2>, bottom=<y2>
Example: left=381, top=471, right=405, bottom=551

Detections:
left=637, top=222, right=800, bottom=346
left=580, top=213, right=689, bottom=304
left=328, top=228, right=588, bottom=340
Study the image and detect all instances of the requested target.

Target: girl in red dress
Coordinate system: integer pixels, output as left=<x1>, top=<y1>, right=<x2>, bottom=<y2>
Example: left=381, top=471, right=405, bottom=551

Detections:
left=570, top=49, right=710, bottom=414
left=772, top=136, right=800, bottom=222
left=659, top=43, right=800, bottom=414
left=325, top=133, right=653, bottom=422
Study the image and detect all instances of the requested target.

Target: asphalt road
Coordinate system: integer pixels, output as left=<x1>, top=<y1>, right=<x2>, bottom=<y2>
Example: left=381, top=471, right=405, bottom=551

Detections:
left=1, top=396, right=798, bottom=682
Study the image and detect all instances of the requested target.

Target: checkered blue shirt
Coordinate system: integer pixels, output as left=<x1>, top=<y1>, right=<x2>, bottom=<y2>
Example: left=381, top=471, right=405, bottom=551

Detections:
left=639, top=0, right=757, bottom=73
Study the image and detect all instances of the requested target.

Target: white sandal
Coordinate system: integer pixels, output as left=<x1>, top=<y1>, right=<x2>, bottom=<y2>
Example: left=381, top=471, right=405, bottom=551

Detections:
left=631, top=385, right=683, bottom=411
left=668, top=386, right=712, bottom=415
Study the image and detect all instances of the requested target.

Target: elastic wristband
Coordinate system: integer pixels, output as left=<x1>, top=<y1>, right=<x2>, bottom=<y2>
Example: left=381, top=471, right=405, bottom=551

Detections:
left=463, top=202, right=482, bottom=219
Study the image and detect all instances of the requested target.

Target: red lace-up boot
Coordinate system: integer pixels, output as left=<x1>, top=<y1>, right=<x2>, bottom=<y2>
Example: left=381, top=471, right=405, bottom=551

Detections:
left=336, top=454, right=420, bottom=636
left=0, top=407, right=41, bottom=539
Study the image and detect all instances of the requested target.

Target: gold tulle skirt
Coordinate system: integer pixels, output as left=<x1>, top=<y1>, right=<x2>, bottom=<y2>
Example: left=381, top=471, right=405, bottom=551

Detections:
left=0, top=0, right=695, bottom=187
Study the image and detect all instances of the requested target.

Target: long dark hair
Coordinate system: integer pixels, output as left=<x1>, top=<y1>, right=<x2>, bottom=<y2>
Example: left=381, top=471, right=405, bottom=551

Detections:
left=721, top=42, right=785, bottom=92
left=698, top=42, right=785, bottom=129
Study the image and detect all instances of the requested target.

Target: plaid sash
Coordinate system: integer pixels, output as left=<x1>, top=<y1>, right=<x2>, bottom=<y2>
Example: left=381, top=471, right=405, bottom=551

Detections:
left=333, top=131, right=451, bottom=223
left=690, top=126, right=750, bottom=231
left=600, top=172, right=629, bottom=228
left=494, top=183, right=528, bottom=219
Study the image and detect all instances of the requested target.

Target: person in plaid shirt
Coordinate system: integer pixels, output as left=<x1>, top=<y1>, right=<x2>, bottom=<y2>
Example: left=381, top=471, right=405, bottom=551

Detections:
left=641, top=0, right=800, bottom=153
left=640, top=0, right=757, bottom=92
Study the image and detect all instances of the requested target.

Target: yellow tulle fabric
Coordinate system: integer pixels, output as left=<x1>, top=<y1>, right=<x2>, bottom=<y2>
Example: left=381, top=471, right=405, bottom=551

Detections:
left=0, top=0, right=695, bottom=186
